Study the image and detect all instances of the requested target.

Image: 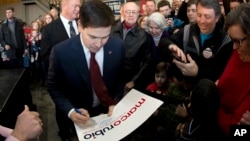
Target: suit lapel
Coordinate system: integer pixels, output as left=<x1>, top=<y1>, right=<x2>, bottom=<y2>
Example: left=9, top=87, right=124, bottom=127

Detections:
left=70, top=36, right=91, bottom=87
left=69, top=37, right=116, bottom=90
left=103, top=38, right=114, bottom=78
left=56, top=18, right=70, bottom=39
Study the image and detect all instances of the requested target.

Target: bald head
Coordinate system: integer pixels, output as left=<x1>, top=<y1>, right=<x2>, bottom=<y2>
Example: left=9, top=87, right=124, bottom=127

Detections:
left=123, top=2, right=140, bottom=11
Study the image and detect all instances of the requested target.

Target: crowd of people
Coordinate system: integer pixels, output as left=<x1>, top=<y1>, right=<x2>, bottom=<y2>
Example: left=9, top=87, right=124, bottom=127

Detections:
left=0, top=6, right=58, bottom=85
left=0, top=0, right=250, bottom=140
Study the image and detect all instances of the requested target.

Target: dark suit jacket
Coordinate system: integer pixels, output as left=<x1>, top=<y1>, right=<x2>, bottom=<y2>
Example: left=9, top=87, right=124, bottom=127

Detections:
left=0, top=18, right=27, bottom=59
left=47, top=35, right=125, bottom=116
left=40, top=17, right=69, bottom=63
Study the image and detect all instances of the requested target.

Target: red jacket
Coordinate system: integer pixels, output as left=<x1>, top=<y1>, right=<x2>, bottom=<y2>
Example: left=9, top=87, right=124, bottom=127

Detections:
left=217, top=50, right=250, bottom=136
left=146, top=82, right=168, bottom=95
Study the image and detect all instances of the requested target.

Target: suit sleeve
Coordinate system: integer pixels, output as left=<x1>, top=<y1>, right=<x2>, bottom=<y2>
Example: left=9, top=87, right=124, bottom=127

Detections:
left=47, top=47, right=74, bottom=116
left=40, top=26, right=52, bottom=63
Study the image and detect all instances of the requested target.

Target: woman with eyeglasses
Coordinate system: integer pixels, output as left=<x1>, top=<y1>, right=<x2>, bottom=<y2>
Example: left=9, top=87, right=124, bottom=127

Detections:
left=217, top=3, right=250, bottom=139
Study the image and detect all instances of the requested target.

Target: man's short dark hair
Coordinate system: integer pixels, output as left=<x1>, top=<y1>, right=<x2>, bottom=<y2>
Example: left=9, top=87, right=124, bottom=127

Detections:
left=157, top=0, right=171, bottom=10
left=146, top=0, right=156, bottom=5
left=187, top=0, right=198, bottom=7
left=197, top=0, right=221, bottom=16
left=6, top=7, right=14, bottom=12
left=79, top=0, right=114, bottom=28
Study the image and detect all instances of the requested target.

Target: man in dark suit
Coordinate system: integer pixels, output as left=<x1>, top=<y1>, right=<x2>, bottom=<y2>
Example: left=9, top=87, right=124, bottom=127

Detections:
left=40, top=0, right=81, bottom=85
left=41, top=0, right=80, bottom=140
left=47, top=0, right=125, bottom=140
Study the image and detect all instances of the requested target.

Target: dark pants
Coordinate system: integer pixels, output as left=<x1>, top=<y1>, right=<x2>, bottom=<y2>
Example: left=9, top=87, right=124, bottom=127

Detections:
left=56, top=109, right=76, bottom=141
left=41, top=61, right=49, bottom=84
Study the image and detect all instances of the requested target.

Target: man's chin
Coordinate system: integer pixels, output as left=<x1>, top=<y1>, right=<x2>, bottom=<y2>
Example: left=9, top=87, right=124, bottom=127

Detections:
left=200, top=29, right=209, bottom=34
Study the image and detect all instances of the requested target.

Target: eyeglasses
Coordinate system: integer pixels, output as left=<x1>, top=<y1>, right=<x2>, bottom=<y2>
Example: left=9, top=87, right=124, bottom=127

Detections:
left=231, top=37, right=247, bottom=47
left=124, top=10, right=139, bottom=16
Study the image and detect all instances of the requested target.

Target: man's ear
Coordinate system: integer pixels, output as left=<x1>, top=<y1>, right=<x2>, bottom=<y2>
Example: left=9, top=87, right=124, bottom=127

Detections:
left=77, top=19, right=81, bottom=26
left=77, top=19, right=84, bottom=32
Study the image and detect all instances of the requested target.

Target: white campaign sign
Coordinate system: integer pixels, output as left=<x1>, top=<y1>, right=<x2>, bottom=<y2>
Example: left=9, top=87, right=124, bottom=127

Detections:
left=74, top=89, right=163, bottom=141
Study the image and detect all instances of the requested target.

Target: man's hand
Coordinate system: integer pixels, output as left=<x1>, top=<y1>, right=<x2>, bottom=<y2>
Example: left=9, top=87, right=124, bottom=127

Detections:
left=107, top=105, right=115, bottom=116
left=24, top=49, right=29, bottom=54
left=124, top=81, right=135, bottom=92
left=169, top=44, right=187, bottom=63
left=166, top=18, right=174, bottom=28
left=5, top=45, right=10, bottom=50
left=11, top=105, right=43, bottom=141
left=70, top=108, right=90, bottom=126
left=173, top=54, right=198, bottom=77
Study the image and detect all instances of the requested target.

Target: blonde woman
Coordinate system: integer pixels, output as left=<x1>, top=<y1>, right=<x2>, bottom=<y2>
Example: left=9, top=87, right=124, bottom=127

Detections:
left=43, top=13, right=54, bottom=27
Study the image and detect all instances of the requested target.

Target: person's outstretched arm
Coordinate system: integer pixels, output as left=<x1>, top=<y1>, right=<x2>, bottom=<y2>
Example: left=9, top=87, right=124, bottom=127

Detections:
left=3, top=105, right=43, bottom=141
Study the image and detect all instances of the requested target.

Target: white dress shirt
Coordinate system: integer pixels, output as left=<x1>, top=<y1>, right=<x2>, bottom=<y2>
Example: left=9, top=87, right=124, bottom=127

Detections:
left=60, top=15, right=79, bottom=38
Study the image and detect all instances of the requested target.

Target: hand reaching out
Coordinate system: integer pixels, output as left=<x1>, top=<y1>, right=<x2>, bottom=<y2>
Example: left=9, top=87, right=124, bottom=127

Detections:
left=173, top=54, right=198, bottom=77
left=11, top=105, right=43, bottom=141
left=169, top=44, right=187, bottom=63
left=169, top=44, right=199, bottom=77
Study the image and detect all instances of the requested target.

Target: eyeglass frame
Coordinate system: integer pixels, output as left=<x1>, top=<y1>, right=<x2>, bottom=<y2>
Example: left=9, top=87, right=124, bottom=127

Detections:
left=124, top=10, right=139, bottom=16
left=230, top=36, right=248, bottom=47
